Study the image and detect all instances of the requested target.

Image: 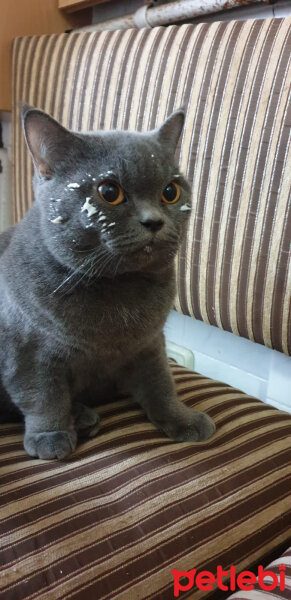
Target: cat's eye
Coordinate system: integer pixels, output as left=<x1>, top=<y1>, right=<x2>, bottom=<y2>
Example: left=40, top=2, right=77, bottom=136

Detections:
left=161, top=182, right=180, bottom=204
left=97, top=181, right=125, bottom=205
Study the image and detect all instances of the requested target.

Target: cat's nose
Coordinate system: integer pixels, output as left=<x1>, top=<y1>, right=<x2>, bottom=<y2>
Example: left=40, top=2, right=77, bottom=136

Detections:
left=140, top=217, right=164, bottom=233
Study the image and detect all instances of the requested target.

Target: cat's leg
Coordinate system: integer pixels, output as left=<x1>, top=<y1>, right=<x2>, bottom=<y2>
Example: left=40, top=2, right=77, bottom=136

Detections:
left=71, top=378, right=117, bottom=437
left=4, top=368, right=77, bottom=459
left=124, top=335, right=215, bottom=442
left=72, top=402, right=100, bottom=438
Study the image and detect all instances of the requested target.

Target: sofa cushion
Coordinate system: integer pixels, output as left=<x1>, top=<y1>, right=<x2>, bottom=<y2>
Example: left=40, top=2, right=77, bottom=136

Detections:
left=12, top=17, right=291, bottom=354
left=0, top=363, right=290, bottom=600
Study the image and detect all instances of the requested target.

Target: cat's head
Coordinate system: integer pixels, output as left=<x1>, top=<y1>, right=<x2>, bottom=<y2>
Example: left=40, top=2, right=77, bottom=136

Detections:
left=22, top=105, right=191, bottom=277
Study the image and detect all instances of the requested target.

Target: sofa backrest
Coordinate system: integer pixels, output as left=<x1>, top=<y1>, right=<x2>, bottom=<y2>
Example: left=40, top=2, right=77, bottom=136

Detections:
left=12, top=17, right=291, bottom=354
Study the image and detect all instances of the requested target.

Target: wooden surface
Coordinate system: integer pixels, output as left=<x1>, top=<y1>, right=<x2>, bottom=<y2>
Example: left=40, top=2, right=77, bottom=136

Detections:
left=0, top=0, right=91, bottom=111
left=59, top=0, right=111, bottom=12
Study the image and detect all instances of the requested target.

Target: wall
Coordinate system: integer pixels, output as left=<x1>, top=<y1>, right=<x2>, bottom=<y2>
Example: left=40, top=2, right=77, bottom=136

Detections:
left=92, top=0, right=143, bottom=22
left=0, top=114, right=12, bottom=232
left=0, top=0, right=91, bottom=112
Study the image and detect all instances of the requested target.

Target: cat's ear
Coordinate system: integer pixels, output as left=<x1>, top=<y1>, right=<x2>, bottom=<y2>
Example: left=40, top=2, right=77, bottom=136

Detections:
left=156, top=109, right=185, bottom=150
left=21, top=104, right=77, bottom=178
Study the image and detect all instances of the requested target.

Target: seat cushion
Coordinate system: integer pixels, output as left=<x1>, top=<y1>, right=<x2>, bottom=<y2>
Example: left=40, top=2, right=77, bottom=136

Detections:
left=0, top=363, right=290, bottom=600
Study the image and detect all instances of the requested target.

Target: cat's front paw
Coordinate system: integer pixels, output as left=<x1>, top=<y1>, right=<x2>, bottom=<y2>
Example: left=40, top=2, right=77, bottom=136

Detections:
left=163, top=410, right=215, bottom=442
left=24, top=429, right=77, bottom=460
left=73, top=402, right=100, bottom=438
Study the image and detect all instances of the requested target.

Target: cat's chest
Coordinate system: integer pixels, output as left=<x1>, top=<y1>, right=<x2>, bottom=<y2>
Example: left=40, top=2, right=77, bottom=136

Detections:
left=57, top=271, right=174, bottom=361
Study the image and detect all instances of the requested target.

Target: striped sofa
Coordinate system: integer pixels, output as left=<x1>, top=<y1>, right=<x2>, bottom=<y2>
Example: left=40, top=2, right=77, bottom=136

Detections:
left=0, top=15, right=290, bottom=600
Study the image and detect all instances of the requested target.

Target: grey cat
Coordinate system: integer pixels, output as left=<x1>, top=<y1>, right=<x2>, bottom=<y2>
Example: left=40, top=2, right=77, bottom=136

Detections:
left=0, top=106, right=215, bottom=460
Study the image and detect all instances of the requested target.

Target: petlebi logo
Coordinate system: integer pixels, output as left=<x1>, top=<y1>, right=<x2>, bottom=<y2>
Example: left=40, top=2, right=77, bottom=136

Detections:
left=172, top=564, right=286, bottom=597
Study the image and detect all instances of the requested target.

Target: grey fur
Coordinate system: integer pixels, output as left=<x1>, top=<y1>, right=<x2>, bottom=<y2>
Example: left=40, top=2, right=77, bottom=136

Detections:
left=0, top=107, right=215, bottom=459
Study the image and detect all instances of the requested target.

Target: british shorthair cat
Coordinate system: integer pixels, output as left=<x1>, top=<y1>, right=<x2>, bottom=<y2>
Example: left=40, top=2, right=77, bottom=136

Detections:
left=0, top=106, right=215, bottom=459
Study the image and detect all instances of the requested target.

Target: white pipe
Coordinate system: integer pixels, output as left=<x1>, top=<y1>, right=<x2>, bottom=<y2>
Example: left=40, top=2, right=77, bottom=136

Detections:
left=76, top=0, right=268, bottom=32
left=142, top=0, right=267, bottom=27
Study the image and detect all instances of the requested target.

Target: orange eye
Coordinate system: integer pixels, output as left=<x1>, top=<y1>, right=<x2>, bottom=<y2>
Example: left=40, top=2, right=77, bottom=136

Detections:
left=97, top=181, right=125, bottom=205
left=161, top=181, right=180, bottom=204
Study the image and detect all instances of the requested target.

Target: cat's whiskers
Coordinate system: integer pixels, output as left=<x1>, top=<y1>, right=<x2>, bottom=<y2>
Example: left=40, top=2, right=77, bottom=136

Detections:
left=69, top=247, right=116, bottom=287
left=73, top=245, right=101, bottom=254
left=64, top=260, right=96, bottom=293
left=90, top=248, right=112, bottom=271
left=113, top=255, right=123, bottom=278
left=51, top=263, right=88, bottom=296
left=58, top=251, right=106, bottom=296
left=93, top=252, right=116, bottom=279
left=52, top=247, right=108, bottom=296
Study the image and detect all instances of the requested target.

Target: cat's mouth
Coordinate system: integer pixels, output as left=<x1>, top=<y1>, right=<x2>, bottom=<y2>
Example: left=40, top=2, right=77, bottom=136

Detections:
left=143, top=245, right=153, bottom=254
left=133, top=241, right=154, bottom=254
left=124, top=239, right=177, bottom=264
left=128, top=240, right=156, bottom=257
left=101, top=236, right=179, bottom=269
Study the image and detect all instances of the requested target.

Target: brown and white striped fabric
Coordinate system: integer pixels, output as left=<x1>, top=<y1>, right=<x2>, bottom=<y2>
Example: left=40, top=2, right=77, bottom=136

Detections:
left=1, top=364, right=290, bottom=600
left=227, top=547, right=291, bottom=600
left=11, top=17, right=291, bottom=354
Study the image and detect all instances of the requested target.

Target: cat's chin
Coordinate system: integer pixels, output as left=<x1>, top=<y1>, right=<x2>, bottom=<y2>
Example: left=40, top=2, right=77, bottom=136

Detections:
left=116, top=238, right=176, bottom=255
left=132, top=243, right=154, bottom=257
left=117, top=243, right=176, bottom=273
left=101, top=237, right=178, bottom=274
left=122, top=241, right=156, bottom=261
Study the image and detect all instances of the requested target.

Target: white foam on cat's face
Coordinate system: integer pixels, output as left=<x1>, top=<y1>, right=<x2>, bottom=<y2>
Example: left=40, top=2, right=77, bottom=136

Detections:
left=98, top=215, right=106, bottom=223
left=50, top=216, right=64, bottom=224
left=67, top=183, right=80, bottom=189
left=180, top=204, right=191, bottom=212
left=108, top=222, right=116, bottom=228
left=81, top=197, right=98, bottom=217
left=98, top=171, right=114, bottom=180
